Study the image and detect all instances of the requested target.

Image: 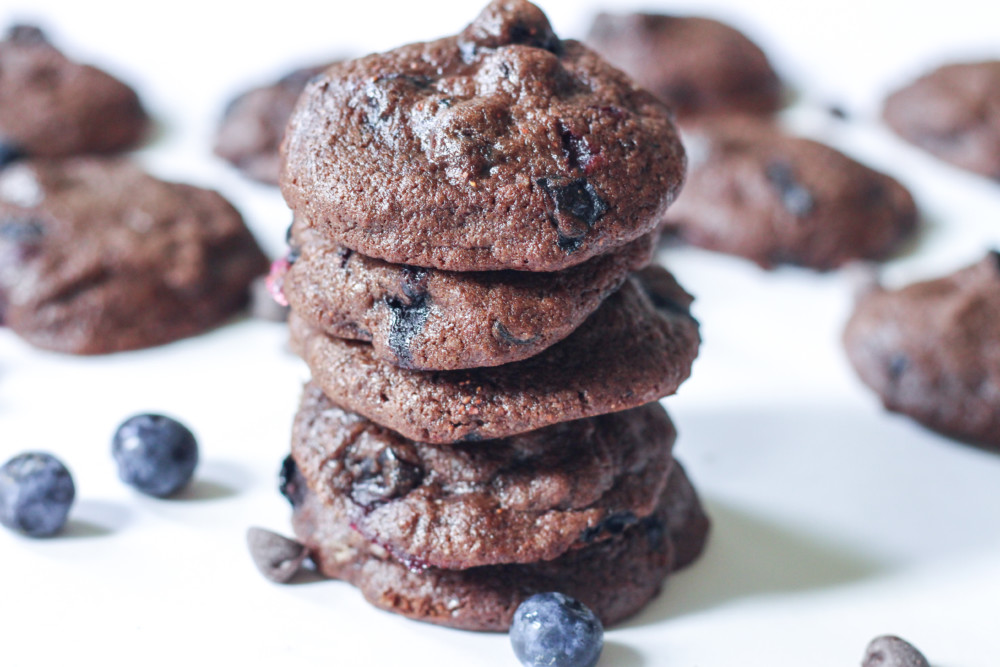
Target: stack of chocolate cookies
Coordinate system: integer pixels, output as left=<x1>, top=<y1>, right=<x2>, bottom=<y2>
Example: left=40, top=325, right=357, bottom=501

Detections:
left=273, top=0, right=708, bottom=631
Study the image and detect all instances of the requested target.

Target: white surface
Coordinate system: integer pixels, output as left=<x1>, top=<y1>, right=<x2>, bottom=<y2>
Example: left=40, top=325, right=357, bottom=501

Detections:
left=1, top=1, right=999, bottom=665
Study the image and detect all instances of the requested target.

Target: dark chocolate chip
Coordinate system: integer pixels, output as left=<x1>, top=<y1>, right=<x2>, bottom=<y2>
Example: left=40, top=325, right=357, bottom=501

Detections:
left=537, top=177, right=608, bottom=226
left=862, top=635, right=930, bottom=667
left=506, top=21, right=562, bottom=54
left=349, top=447, right=423, bottom=510
left=580, top=511, right=638, bottom=543
left=385, top=267, right=430, bottom=367
left=645, top=288, right=691, bottom=318
left=246, top=527, right=308, bottom=583
left=278, top=455, right=305, bottom=508
left=765, top=160, right=815, bottom=217
left=0, top=142, right=26, bottom=169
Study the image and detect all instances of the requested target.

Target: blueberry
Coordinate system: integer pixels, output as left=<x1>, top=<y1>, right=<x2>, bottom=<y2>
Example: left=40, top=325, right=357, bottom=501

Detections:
left=863, top=635, right=930, bottom=667
left=510, top=592, right=604, bottom=667
left=0, top=452, right=75, bottom=537
left=112, top=414, right=198, bottom=497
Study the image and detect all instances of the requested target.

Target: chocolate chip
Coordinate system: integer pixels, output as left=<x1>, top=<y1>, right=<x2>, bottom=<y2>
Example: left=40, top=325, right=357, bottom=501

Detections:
left=535, top=176, right=608, bottom=244
left=765, top=160, right=815, bottom=217
left=580, top=511, right=638, bottom=543
left=385, top=267, right=430, bottom=367
left=246, top=527, right=308, bottom=583
left=349, top=447, right=422, bottom=509
left=0, top=142, right=25, bottom=169
left=862, top=635, right=930, bottom=667
left=646, top=288, right=691, bottom=318
left=278, top=455, right=305, bottom=508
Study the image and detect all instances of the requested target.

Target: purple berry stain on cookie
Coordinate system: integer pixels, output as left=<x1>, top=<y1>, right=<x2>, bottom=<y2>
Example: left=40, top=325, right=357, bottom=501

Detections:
left=888, top=353, right=909, bottom=381
left=385, top=267, right=430, bottom=367
left=765, top=160, right=815, bottom=217
left=510, top=592, right=604, bottom=667
left=349, top=447, right=422, bottom=509
left=862, top=635, right=930, bottom=667
left=279, top=455, right=306, bottom=508
left=0, top=218, right=44, bottom=259
left=640, top=515, right=669, bottom=552
left=558, top=122, right=595, bottom=172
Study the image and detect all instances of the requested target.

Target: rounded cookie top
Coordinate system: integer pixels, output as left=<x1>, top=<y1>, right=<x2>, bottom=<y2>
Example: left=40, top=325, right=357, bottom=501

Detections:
left=214, top=62, right=336, bottom=185
left=0, top=157, right=269, bottom=354
left=290, top=265, right=701, bottom=443
left=280, top=0, right=685, bottom=272
left=663, top=116, right=917, bottom=270
left=843, top=252, right=1000, bottom=450
left=283, top=218, right=655, bottom=370
left=586, top=13, right=783, bottom=121
left=289, top=459, right=707, bottom=631
left=0, top=25, right=148, bottom=160
left=291, top=382, right=674, bottom=569
left=882, top=60, right=1000, bottom=181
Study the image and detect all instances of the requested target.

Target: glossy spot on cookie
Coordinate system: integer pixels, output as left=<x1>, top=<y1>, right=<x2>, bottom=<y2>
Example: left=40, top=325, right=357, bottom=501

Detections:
left=765, top=160, right=815, bottom=217
left=349, top=447, right=423, bottom=510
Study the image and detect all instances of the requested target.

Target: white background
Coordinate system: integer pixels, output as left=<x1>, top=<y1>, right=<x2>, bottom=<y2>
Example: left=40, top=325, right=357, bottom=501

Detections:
left=1, top=1, right=999, bottom=665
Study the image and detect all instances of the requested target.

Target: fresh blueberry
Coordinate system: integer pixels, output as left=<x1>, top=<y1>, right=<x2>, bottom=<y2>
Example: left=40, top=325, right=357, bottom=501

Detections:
left=510, top=592, right=604, bottom=667
left=112, top=414, right=198, bottom=497
left=0, top=452, right=75, bottom=537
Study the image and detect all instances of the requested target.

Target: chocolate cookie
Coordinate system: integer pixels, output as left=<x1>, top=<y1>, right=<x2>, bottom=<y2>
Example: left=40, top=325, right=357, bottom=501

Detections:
left=843, top=252, right=1000, bottom=450
left=214, top=62, right=336, bottom=185
left=289, top=460, right=708, bottom=631
left=0, top=25, right=148, bottom=160
left=586, top=13, right=783, bottom=120
left=290, top=382, right=674, bottom=569
left=289, top=266, right=700, bottom=443
left=282, top=219, right=656, bottom=370
left=663, top=116, right=918, bottom=270
left=883, top=60, right=1000, bottom=181
left=0, top=157, right=269, bottom=354
left=280, top=0, right=685, bottom=272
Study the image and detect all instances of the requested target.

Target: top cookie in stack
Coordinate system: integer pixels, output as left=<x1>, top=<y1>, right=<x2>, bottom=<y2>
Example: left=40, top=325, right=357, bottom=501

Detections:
left=274, top=0, right=703, bottom=630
